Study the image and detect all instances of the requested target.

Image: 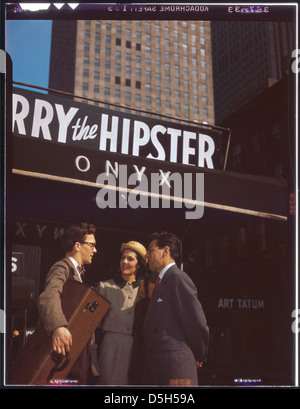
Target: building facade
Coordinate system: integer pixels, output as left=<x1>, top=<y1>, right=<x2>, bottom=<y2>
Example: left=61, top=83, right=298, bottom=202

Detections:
left=211, top=21, right=295, bottom=124
left=49, top=19, right=215, bottom=125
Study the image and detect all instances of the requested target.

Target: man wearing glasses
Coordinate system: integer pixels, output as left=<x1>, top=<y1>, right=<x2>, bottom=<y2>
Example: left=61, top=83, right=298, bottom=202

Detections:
left=37, top=222, right=98, bottom=384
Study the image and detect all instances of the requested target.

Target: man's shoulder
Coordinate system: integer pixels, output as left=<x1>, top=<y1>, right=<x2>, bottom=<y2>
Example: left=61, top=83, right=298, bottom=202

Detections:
left=48, top=257, right=75, bottom=277
left=167, top=265, right=194, bottom=285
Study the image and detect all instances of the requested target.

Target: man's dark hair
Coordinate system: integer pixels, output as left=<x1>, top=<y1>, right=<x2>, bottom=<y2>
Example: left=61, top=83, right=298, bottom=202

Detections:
left=61, top=223, right=96, bottom=252
left=148, top=231, right=181, bottom=262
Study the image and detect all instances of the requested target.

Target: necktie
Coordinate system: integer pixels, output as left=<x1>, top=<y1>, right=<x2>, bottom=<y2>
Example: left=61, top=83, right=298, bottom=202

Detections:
left=154, top=275, right=160, bottom=289
left=78, top=264, right=85, bottom=278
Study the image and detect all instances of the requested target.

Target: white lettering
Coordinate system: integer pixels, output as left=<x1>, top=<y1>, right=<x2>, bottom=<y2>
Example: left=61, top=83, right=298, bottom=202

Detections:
left=147, top=125, right=166, bottom=160
left=55, top=104, right=78, bottom=143
left=168, top=127, right=181, bottom=163
left=132, top=121, right=150, bottom=156
left=75, top=156, right=90, bottom=172
left=12, top=94, right=30, bottom=135
left=198, top=133, right=215, bottom=168
left=99, top=114, right=119, bottom=152
left=31, top=99, right=54, bottom=140
left=105, top=160, right=119, bottom=178
left=182, top=131, right=196, bottom=165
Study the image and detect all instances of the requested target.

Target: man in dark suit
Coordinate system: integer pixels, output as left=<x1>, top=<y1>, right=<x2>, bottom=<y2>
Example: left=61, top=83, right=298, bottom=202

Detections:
left=37, top=222, right=99, bottom=383
left=143, top=232, right=209, bottom=386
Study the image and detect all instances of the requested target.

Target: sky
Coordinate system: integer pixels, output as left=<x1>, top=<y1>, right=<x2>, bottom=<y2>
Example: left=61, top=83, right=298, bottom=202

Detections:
left=6, top=20, right=52, bottom=90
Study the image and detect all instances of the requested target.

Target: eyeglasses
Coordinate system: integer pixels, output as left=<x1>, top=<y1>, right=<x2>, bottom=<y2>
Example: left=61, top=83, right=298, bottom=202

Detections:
left=79, top=241, right=97, bottom=250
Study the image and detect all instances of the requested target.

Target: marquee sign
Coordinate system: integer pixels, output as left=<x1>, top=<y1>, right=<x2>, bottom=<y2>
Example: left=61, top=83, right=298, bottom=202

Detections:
left=12, top=87, right=228, bottom=171
left=10, top=87, right=287, bottom=221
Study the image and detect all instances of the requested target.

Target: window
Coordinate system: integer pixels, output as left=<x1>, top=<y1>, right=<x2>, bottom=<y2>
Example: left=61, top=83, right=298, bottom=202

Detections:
left=94, top=71, right=99, bottom=80
left=136, top=43, right=141, bottom=51
left=126, top=40, right=131, bottom=48
left=136, top=81, right=141, bottom=89
left=105, top=74, right=110, bottom=83
left=93, top=84, right=99, bottom=93
left=115, top=76, right=121, bottom=85
left=83, top=68, right=89, bottom=77
left=116, top=38, right=121, bottom=46
left=125, top=79, right=131, bottom=87
left=82, top=82, right=88, bottom=91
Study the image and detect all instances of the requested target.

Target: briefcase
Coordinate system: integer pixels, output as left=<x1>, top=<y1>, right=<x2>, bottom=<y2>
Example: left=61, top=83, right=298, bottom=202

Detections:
left=9, top=279, right=110, bottom=385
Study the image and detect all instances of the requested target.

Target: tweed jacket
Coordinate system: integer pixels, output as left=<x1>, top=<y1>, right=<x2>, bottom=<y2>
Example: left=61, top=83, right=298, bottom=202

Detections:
left=36, top=257, right=99, bottom=382
left=37, top=257, right=80, bottom=333
left=143, top=264, right=209, bottom=386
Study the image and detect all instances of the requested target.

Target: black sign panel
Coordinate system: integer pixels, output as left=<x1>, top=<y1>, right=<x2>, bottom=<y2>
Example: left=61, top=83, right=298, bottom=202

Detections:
left=12, top=87, right=229, bottom=171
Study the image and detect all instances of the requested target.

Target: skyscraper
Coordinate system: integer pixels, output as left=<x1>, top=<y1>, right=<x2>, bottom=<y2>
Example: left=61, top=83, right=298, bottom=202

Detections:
left=49, top=19, right=215, bottom=125
left=211, top=21, right=295, bottom=124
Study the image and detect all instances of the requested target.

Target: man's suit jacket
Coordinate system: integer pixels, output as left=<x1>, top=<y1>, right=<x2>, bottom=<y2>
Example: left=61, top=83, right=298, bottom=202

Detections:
left=37, top=257, right=79, bottom=333
left=143, top=264, right=209, bottom=386
left=36, top=257, right=99, bottom=383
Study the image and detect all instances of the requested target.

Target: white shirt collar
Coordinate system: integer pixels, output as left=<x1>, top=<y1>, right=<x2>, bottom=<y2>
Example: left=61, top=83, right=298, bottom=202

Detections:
left=158, top=262, right=175, bottom=280
left=67, top=256, right=82, bottom=281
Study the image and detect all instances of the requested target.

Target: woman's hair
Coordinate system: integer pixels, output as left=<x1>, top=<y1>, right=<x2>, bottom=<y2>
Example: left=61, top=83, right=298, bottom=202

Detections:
left=61, top=223, right=96, bottom=252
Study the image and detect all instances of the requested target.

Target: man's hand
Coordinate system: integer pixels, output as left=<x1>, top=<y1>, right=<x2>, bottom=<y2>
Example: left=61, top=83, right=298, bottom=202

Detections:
left=52, top=327, right=72, bottom=356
